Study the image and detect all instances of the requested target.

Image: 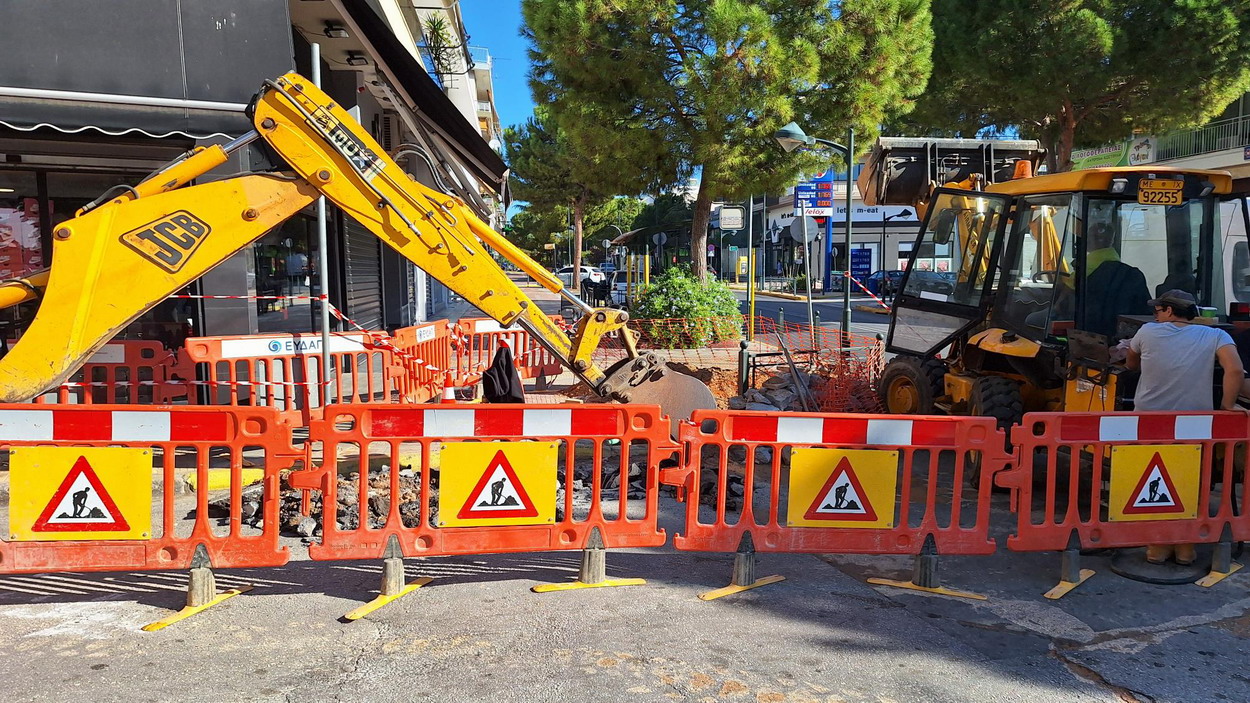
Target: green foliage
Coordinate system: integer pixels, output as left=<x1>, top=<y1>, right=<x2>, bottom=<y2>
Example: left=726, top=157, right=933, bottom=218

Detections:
left=630, top=266, right=742, bottom=348
left=523, top=0, right=934, bottom=279
left=898, top=0, right=1250, bottom=170
left=503, top=206, right=569, bottom=261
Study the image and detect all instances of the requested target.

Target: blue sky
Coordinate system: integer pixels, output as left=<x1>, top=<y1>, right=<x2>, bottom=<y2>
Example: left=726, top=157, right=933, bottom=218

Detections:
left=462, top=0, right=537, bottom=131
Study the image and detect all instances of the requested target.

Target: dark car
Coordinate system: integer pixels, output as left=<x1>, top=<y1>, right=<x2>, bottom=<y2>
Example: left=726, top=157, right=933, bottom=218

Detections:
left=906, top=270, right=956, bottom=296
left=864, top=270, right=905, bottom=297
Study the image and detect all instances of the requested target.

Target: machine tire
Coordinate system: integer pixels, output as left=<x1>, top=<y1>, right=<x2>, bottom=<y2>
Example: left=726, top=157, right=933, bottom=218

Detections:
left=879, top=356, right=945, bottom=414
left=966, top=376, right=1023, bottom=488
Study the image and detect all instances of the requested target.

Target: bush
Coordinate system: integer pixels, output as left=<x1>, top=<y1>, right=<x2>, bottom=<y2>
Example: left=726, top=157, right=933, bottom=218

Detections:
left=630, top=265, right=742, bottom=348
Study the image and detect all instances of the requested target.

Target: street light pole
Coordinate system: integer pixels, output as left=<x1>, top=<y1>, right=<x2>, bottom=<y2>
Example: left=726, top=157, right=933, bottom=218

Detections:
left=774, top=122, right=855, bottom=341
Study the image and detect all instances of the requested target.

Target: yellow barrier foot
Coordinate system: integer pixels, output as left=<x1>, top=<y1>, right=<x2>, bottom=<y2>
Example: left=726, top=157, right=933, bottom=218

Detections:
left=143, top=546, right=251, bottom=631
left=143, top=586, right=252, bottom=631
left=531, top=528, right=647, bottom=594
left=1039, top=531, right=1094, bottom=599
left=865, top=535, right=987, bottom=601
left=532, top=577, right=646, bottom=593
left=1043, top=570, right=1095, bottom=600
left=344, top=578, right=432, bottom=620
left=699, top=574, right=785, bottom=601
left=1196, top=563, right=1242, bottom=588
left=866, top=577, right=987, bottom=600
left=1197, top=529, right=1243, bottom=588
left=697, top=532, right=785, bottom=601
left=344, top=536, right=430, bottom=621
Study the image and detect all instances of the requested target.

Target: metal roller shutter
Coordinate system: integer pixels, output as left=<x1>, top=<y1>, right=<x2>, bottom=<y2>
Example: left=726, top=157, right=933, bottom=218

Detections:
left=343, top=218, right=383, bottom=330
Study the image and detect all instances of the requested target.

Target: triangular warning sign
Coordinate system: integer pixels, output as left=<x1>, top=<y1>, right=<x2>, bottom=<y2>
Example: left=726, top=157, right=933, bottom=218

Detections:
left=457, top=450, right=539, bottom=519
left=1123, top=452, right=1185, bottom=515
left=32, top=456, right=130, bottom=532
left=804, top=457, right=878, bottom=522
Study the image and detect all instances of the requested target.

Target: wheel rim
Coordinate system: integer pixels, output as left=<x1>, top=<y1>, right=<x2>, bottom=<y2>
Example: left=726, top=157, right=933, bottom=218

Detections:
left=886, top=375, right=920, bottom=414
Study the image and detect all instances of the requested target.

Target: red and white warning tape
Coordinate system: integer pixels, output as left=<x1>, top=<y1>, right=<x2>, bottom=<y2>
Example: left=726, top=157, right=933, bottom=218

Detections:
left=844, top=272, right=891, bottom=310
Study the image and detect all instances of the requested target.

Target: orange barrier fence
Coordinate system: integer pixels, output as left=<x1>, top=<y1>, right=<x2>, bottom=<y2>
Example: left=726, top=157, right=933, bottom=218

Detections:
left=288, top=403, right=677, bottom=561
left=665, top=410, right=1007, bottom=555
left=0, top=405, right=298, bottom=574
left=451, top=317, right=564, bottom=385
left=181, top=331, right=400, bottom=425
left=998, top=411, right=1250, bottom=593
left=388, top=320, right=452, bottom=403
left=31, top=340, right=189, bottom=405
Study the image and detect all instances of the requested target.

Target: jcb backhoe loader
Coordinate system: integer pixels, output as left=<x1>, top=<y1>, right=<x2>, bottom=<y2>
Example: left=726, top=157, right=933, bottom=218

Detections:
left=860, top=137, right=1238, bottom=435
left=0, top=73, right=714, bottom=420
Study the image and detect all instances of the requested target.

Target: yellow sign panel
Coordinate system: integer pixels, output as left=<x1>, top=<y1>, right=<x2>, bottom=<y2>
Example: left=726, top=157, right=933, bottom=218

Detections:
left=438, top=442, right=558, bottom=527
left=787, top=448, right=898, bottom=528
left=1109, top=444, right=1200, bottom=522
left=9, top=447, right=152, bottom=541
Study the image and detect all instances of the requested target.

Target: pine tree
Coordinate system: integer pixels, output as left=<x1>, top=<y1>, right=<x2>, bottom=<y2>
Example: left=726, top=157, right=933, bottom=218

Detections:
left=524, top=0, right=933, bottom=280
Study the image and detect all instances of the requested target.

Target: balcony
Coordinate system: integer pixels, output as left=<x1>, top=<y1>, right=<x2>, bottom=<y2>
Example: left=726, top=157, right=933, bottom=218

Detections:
left=1155, top=114, right=1250, bottom=162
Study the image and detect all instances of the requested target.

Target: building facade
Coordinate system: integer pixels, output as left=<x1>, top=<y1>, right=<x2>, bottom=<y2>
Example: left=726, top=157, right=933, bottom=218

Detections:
left=0, top=0, right=506, bottom=347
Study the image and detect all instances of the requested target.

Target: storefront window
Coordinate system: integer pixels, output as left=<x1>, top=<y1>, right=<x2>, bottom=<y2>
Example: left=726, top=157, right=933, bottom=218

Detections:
left=0, top=172, right=43, bottom=280
left=252, top=215, right=319, bottom=333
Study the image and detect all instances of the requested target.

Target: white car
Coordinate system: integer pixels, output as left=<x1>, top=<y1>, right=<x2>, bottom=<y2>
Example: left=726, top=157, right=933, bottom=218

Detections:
left=556, top=265, right=606, bottom=287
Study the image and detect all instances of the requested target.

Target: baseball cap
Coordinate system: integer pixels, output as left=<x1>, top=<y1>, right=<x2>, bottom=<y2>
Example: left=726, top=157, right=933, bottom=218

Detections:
left=1147, top=289, right=1197, bottom=308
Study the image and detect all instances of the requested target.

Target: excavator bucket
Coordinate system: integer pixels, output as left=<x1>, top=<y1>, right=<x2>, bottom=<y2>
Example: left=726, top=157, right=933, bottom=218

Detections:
left=857, top=137, right=1046, bottom=208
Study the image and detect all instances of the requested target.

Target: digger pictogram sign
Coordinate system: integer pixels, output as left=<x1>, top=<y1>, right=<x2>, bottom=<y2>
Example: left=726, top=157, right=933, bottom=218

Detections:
left=1109, top=445, right=1200, bottom=522
left=439, top=442, right=557, bottom=527
left=787, top=448, right=898, bottom=528
left=9, top=447, right=152, bottom=541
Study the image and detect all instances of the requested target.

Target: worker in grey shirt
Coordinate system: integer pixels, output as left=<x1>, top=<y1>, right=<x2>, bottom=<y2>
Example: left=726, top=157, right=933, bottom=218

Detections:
left=1126, top=289, right=1245, bottom=565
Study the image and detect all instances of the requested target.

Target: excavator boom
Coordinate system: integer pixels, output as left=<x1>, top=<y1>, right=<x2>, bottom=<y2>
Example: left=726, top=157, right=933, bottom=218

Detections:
left=0, top=73, right=714, bottom=419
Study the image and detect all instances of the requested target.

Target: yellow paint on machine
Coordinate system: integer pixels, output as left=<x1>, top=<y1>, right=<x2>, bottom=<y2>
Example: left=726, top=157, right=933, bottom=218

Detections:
left=9, top=447, right=152, bottom=541
left=786, top=448, right=898, bottom=529
left=1108, top=444, right=1200, bottom=522
left=438, top=442, right=558, bottom=527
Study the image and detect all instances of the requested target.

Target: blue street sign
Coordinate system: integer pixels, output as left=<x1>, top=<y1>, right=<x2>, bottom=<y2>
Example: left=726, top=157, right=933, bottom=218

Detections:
left=850, top=249, right=872, bottom=279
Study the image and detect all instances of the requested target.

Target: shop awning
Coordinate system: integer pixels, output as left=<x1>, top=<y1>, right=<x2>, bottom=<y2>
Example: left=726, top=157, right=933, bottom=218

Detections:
left=336, top=0, right=508, bottom=194
left=0, top=0, right=293, bottom=140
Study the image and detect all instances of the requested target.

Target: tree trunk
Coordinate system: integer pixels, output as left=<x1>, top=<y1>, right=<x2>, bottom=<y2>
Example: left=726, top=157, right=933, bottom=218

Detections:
left=572, top=192, right=585, bottom=287
left=1055, top=104, right=1077, bottom=172
left=690, top=175, right=714, bottom=281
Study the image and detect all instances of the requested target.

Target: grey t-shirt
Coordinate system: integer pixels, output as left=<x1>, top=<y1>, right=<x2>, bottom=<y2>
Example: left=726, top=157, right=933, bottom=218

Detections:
left=1129, top=322, right=1235, bottom=411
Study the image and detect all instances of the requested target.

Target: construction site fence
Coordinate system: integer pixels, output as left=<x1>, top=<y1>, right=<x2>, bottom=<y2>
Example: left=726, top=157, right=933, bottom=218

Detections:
left=0, top=404, right=298, bottom=574
left=2, top=405, right=1249, bottom=607
left=998, top=411, right=1250, bottom=553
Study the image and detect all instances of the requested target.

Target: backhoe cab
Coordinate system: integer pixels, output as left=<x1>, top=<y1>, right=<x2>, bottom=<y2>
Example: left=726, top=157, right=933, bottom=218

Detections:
left=864, top=137, right=1235, bottom=426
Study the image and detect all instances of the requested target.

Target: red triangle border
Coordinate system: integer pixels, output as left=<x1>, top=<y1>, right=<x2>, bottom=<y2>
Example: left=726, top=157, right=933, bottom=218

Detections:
left=32, top=456, right=130, bottom=532
left=457, top=449, right=539, bottom=519
left=1122, top=451, right=1186, bottom=515
left=803, top=456, right=879, bottom=522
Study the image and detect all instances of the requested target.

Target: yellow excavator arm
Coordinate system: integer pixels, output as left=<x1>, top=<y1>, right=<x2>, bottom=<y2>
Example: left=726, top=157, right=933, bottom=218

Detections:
left=0, top=73, right=713, bottom=418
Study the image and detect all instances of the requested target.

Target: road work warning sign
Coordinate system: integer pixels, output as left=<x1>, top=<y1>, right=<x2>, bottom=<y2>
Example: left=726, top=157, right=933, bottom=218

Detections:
left=439, top=442, right=557, bottom=527
left=9, top=447, right=152, bottom=541
left=1109, top=445, right=1200, bottom=521
left=787, top=448, right=898, bottom=528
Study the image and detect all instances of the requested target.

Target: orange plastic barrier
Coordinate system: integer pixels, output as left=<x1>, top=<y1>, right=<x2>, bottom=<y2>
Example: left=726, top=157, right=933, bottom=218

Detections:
left=452, top=317, right=563, bottom=385
left=999, top=411, right=1250, bottom=552
left=664, top=410, right=1009, bottom=555
left=388, top=320, right=452, bottom=403
left=289, top=403, right=676, bottom=560
left=182, top=331, right=400, bottom=425
left=31, top=340, right=188, bottom=405
left=0, top=405, right=298, bottom=574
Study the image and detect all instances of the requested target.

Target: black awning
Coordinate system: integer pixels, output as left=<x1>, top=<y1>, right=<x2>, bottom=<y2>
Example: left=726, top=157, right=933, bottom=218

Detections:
left=337, top=0, right=508, bottom=192
left=0, top=0, right=292, bottom=141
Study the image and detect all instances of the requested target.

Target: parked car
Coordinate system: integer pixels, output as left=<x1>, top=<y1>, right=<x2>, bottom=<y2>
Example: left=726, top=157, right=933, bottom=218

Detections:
left=599, top=261, right=617, bottom=273
left=863, top=270, right=905, bottom=297
left=609, top=270, right=631, bottom=306
left=906, top=270, right=956, bottom=296
left=556, top=265, right=606, bottom=287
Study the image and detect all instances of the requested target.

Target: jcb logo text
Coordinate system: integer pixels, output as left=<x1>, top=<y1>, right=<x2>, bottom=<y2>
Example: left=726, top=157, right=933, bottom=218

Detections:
left=120, top=211, right=211, bottom=274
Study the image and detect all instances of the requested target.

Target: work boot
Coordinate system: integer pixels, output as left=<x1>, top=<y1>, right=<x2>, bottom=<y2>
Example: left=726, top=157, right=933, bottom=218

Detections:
left=1145, top=544, right=1173, bottom=564
left=1174, top=543, right=1196, bottom=566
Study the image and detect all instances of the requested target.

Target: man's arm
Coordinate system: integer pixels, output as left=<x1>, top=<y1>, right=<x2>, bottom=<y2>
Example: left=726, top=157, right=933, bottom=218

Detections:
left=1216, top=344, right=1245, bottom=410
left=1126, top=347, right=1141, bottom=370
